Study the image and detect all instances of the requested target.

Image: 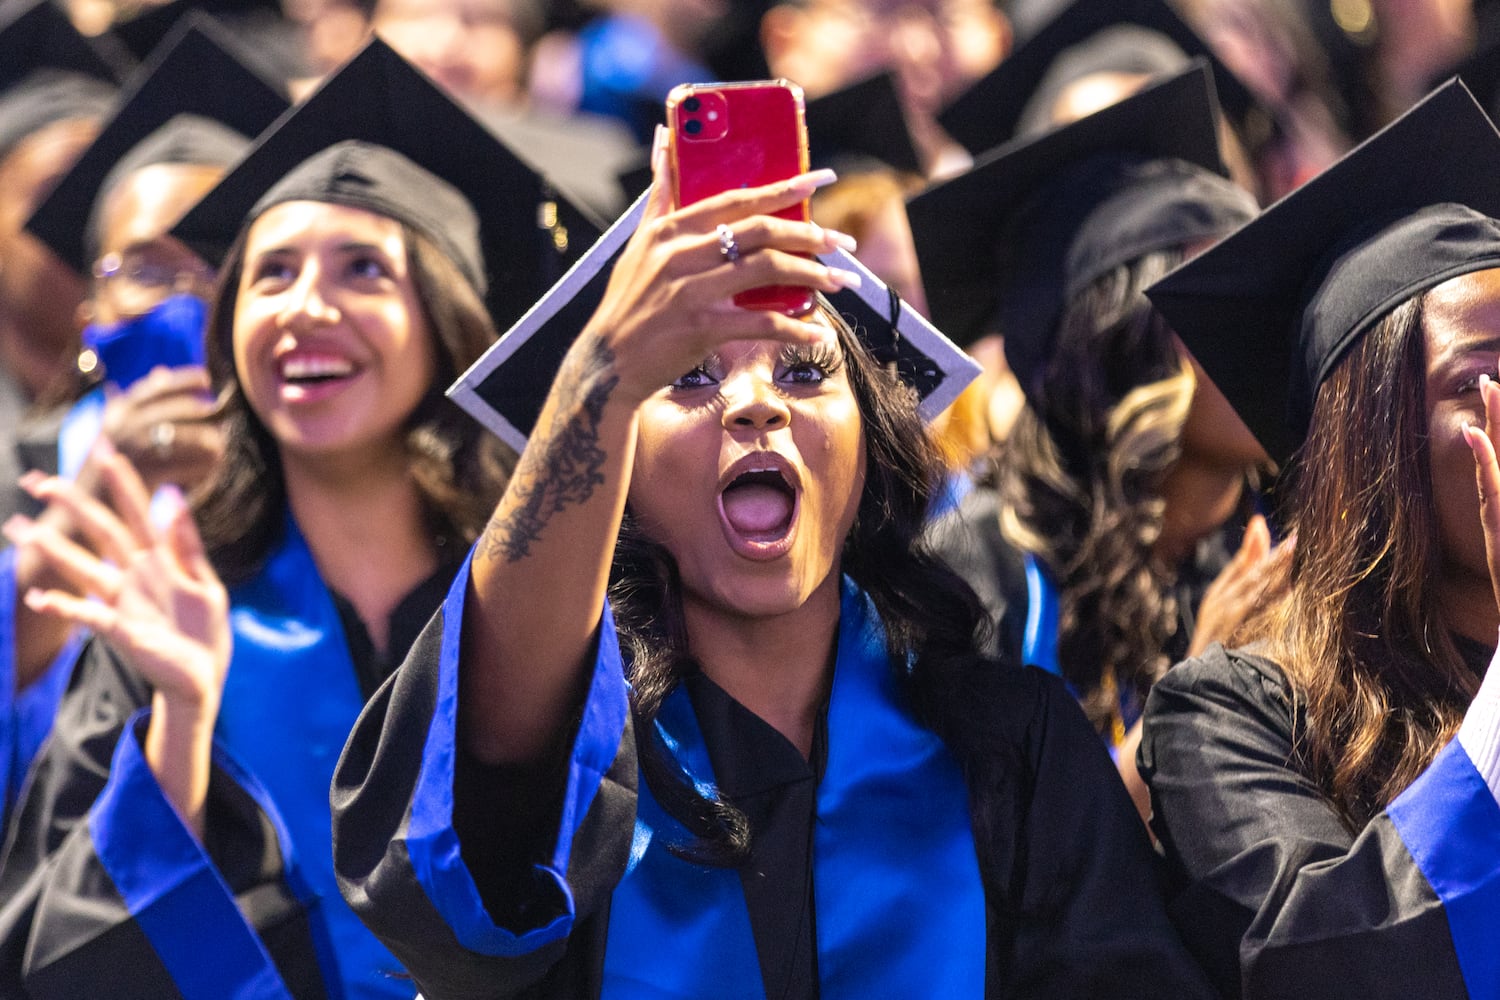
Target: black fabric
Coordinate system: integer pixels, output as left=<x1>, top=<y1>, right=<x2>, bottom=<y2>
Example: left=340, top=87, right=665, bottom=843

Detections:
left=1139, top=645, right=1479, bottom=999
left=1145, top=79, right=1500, bottom=466
left=331, top=600, right=1220, bottom=998
left=0, top=0, right=127, bottom=157
left=908, top=63, right=1255, bottom=359
left=329, top=556, right=463, bottom=701
left=25, top=14, right=288, bottom=275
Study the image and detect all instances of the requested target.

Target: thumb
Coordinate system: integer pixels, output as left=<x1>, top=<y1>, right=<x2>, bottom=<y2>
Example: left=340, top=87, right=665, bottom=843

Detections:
left=641, top=124, right=674, bottom=222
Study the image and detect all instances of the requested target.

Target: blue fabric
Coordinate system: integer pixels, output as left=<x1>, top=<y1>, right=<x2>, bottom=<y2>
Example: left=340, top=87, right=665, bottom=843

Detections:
left=577, top=15, right=712, bottom=141
left=1387, top=739, right=1500, bottom=999
left=55, top=388, right=105, bottom=482
left=406, top=552, right=631, bottom=957
left=602, top=578, right=986, bottom=999
left=1022, top=551, right=1061, bottom=677
left=81, top=293, right=207, bottom=391
left=90, top=709, right=296, bottom=1000
left=216, top=518, right=406, bottom=998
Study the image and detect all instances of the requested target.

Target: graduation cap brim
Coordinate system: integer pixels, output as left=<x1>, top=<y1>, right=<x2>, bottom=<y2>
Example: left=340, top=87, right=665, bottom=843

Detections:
left=938, top=0, right=1257, bottom=157
left=909, top=62, right=1227, bottom=350
left=1146, top=78, right=1500, bottom=467
left=0, top=0, right=131, bottom=93
left=450, top=188, right=981, bottom=454
left=170, top=38, right=604, bottom=330
left=25, top=14, right=288, bottom=276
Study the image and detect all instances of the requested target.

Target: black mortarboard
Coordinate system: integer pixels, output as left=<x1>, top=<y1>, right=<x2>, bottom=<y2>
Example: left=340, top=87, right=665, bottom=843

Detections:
left=1146, top=79, right=1500, bottom=467
left=908, top=63, right=1255, bottom=382
left=171, top=38, right=604, bottom=329
left=938, top=0, right=1258, bottom=157
left=616, top=73, right=923, bottom=203
left=25, top=14, right=288, bottom=276
left=449, top=190, right=981, bottom=453
left=0, top=0, right=131, bottom=157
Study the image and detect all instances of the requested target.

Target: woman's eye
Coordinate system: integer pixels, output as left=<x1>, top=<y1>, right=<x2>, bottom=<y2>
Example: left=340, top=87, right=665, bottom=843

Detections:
left=251, top=259, right=294, bottom=285
left=779, top=345, right=842, bottom=385
left=348, top=256, right=390, bottom=281
left=672, top=366, right=717, bottom=390
left=781, top=361, right=828, bottom=385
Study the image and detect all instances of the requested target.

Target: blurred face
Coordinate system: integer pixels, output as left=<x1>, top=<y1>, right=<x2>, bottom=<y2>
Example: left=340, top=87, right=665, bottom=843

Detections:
left=1176, top=337, right=1268, bottom=467
left=0, top=117, right=99, bottom=353
left=232, top=200, right=435, bottom=462
left=375, top=0, right=527, bottom=106
left=90, top=162, right=223, bottom=325
left=1422, top=267, right=1500, bottom=588
left=628, top=319, right=866, bottom=621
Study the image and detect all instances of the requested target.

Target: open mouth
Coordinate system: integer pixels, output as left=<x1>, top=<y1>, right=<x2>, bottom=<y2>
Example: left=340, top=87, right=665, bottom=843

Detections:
left=718, top=457, right=800, bottom=558
left=277, top=353, right=360, bottom=399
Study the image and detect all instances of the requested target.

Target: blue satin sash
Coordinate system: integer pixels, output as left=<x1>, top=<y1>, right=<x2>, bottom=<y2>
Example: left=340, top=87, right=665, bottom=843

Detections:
left=602, top=578, right=986, bottom=998
left=1022, top=551, right=1061, bottom=678
left=215, top=520, right=408, bottom=999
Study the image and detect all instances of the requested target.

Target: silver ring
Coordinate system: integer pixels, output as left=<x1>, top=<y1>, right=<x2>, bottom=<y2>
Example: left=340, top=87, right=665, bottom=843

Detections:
left=716, top=223, right=740, bottom=263
left=149, top=421, right=175, bottom=459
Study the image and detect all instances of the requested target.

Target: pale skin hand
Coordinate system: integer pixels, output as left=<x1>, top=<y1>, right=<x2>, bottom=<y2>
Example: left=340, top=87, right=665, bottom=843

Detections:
left=460, top=126, right=860, bottom=765
left=1462, top=371, right=1500, bottom=614
left=18, top=441, right=230, bottom=840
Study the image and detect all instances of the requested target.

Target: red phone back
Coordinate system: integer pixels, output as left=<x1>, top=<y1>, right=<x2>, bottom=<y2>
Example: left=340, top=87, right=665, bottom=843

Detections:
left=669, top=81, right=812, bottom=315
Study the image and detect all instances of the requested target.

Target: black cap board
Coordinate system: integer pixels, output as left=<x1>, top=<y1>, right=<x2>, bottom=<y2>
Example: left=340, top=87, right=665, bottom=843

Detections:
left=908, top=62, right=1255, bottom=382
left=170, top=37, right=604, bottom=330
left=0, top=0, right=131, bottom=157
left=112, top=0, right=281, bottom=59
left=25, top=14, right=289, bottom=276
left=938, top=0, right=1259, bottom=157
left=1145, top=78, right=1500, bottom=467
left=616, top=73, right=924, bottom=202
left=449, top=189, right=982, bottom=453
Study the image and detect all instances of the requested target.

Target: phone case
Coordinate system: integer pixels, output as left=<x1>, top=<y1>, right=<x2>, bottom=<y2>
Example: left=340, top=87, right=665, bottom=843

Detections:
left=667, top=80, right=813, bottom=316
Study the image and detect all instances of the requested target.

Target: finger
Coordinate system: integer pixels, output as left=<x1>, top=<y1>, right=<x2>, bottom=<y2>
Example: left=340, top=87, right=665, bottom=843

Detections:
left=697, top=248, right=863, bottom=302
left=98, top=443, right=158, bottom=547
left=709, top=216, right=857, bottom=266
left=1241, top=514, right=1272, bottom=564
left=24, top=587, right=119, bottom=634
left=19, top=472, right=140, bottom=565
left=641, top=124, right=674, bottom=221
left=677, top=169, right=839, bottom=229
left=10, top=520, right=125, bottom=599
left=158, top=486, right=215, bottom=581
left=128, top=365, right=214, bottom=402
left=1487, top=367, right=1500, bottom=445
left=116, top=392, right=225, bottom=428
left=693, top=306, right=831, bottom=349
left=1462, top=417, right=1500, bottom=612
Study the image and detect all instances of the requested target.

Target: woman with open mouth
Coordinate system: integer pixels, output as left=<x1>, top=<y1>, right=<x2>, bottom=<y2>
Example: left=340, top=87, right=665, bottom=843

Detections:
left=328, top=114, right=1216, bottom=997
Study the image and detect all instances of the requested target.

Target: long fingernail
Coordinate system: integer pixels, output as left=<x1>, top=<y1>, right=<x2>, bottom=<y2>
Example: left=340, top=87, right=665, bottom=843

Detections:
left=825, top=228, right=858, bottom=253
left=790, top=169, right=838, bottom=195
left=827, top=267, right=863, bottom=290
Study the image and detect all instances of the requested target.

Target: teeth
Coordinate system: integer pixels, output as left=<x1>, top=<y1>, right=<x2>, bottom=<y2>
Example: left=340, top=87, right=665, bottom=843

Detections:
left=282, top=356, right=354, bottom=380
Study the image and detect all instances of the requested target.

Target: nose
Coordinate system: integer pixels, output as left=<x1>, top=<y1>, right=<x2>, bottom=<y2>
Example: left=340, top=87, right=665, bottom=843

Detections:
left=721, top=371, right=790, bottom=432
left=277, top=263, right=339, bottom=332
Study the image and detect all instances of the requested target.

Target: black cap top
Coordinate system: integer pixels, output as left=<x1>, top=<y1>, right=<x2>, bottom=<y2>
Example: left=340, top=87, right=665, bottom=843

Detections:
left=938, top=0, right=1257, bottom=157
left=0, top=0, right=131, bottom=157
left=908, top=63, right=1255, bottom=380
left=25, top=15, right=288, bottom=276
left=449, top=190, right=981, bottom=453
left=171, top=38, right=604, bottom=329
left=112, top=0, right=281, bottom=60
left=1146, top=79, right=1500, bottom=467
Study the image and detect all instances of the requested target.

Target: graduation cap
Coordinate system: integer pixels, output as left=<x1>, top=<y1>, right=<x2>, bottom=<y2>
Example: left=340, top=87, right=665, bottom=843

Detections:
left=1146, top=78, right=1500, bottom=467
left=25, top=14, right=289, bottom=277
left=616, top=73, right=923, bottom=203
left=0, top=0, right=132, bottom=157
left=908, top=62, right=1255, bottom=384
left=938, top=0, right=1260, bottom=157
left=111, top=0, right=285, bottom=62
left=449, top=189, right=982, bottom=453
left=171, top=37, right=604, bottom=330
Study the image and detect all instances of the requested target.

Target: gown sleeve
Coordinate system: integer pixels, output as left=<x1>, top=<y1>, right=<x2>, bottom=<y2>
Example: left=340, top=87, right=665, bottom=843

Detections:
left=1139, top=644, right=1500, bottom=999
left=331, top=555, right=638, bottom=1000
left=993, top=666, right=1217, bottom=998
left=0, top=638, right=327, bottom=1000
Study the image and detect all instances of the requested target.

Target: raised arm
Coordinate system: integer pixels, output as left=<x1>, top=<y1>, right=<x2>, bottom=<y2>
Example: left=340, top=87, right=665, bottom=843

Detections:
left=458, top=130, right=856, bottom=764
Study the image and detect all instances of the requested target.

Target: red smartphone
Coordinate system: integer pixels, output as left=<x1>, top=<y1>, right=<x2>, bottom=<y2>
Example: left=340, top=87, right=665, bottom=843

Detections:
left=667, top=80, right=813, bottom=316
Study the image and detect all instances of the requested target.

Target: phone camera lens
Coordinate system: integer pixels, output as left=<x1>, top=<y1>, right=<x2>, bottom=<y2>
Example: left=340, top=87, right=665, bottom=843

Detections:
left=684, top=97, right=701, bottom=112
left=685, top=119, right=703, bottom=135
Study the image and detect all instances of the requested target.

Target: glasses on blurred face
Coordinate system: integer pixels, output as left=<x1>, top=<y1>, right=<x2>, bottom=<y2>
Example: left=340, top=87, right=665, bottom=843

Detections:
left=93, top=245, right=217, bottom=317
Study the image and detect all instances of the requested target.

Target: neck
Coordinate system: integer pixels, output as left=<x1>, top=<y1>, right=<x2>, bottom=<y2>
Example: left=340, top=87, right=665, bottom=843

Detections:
left=281, top=444, right=437, bottom=653
left=683, top=575, right=842, bottom=759
left=0, top=314, right=69, bottom=402
left=1439, top=571, right=1500, bottom=649
left=1155, top=455, right=1245, bottom=567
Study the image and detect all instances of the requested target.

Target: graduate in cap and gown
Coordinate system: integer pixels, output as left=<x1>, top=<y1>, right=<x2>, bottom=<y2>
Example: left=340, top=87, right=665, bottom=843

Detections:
left=0, top=15, right=289, bottom=822
left=916, top=65, right=1274, bottom=778
left=1138, top=78, right=1500, bottom=999
left=326, top=109, right=1218, bottom=999
left=0, top=39, right=594, bottom=999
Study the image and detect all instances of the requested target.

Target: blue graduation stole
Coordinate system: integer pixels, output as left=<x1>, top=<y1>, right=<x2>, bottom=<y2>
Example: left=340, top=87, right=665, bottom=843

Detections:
left=601, top=578, right=986, bottom=998
left=214, top=520, right=409, bottom=999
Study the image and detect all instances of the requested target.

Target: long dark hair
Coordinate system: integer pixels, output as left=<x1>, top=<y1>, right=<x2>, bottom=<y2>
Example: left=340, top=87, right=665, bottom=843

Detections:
left=194, top=219, right=513, bottom=584
left=610, top=299, right=1014, bottom=869
left=999, top=250, right=1194, bottom=737
left=1244, top=295, right=1478, bottom=828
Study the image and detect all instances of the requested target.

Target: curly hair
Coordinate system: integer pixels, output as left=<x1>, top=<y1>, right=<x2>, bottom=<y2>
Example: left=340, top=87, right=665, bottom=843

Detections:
left=610, top=298, right=1016, bottom=873
left=1244, top=296, right=1478, bottom=829
left=193, top=220, right=514, bottom=584
left=998, top=250, right=1196, bottom=738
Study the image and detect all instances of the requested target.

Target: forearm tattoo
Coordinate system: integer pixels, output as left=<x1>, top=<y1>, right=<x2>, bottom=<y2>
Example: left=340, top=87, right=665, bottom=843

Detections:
left=482, top=341, right=619, bottom=562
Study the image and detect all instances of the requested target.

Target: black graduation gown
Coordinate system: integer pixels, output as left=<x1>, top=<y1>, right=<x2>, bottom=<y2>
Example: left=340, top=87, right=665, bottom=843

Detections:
left=0, top=559, right=454, bottom=999
left=330, top=563, right=1217, bottom=999
left=1139, top=643, right=1500, bottom=999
